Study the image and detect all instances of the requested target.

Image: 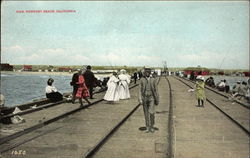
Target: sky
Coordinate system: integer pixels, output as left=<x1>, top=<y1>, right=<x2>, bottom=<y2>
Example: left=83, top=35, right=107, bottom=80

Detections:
left=1, top=1, right=249, bottom=69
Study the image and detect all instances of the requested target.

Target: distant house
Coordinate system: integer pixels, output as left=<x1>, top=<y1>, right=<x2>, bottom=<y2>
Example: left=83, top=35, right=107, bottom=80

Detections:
left=58, top=67, right=72, bottom=72
left=184, top=67, right=210, bottom=76
left=0, top=63, right=14, bottom=71
left=243, top=72, right=250, bottom=77
left=23, top=65, right=32, bottom=71
left=217, top=71, right=224, bottom=75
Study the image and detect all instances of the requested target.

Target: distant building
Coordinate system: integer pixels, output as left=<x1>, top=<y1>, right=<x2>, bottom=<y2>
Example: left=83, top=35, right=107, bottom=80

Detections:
left=58, top=67, right=72, bottom=72
left=0, top=63, right=14, bottom=71
left=217, top=71, right=224, bottom=75
left=23, top=65, right=32, bottom=71
left=184, top=67, right=210, bottom=76
left=243, top=72, right=250, bottom=77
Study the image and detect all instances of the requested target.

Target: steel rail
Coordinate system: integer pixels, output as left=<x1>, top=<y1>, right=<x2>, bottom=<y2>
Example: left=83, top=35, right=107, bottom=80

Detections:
left=83, top=103, right=141, bottom=158
left=165, top=76, right=174, bottom=158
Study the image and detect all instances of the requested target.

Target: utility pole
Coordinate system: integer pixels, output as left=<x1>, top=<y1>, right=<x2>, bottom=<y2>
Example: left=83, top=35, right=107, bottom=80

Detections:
left=163, top=61, right=168, bottom=75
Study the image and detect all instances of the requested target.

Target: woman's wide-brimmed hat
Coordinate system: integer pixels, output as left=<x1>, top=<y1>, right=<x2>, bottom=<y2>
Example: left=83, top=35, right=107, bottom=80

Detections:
left=196, top=75, right=204, bottom=81
left=120, top=69, right=126, bottom=74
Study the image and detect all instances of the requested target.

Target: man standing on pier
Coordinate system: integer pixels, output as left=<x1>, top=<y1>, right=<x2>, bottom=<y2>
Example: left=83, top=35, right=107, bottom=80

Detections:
left=84, top=65, right=97, bottom=99
left=138, top=67, right=159, bottom=133
left=71, top=69, right=81, bottom=103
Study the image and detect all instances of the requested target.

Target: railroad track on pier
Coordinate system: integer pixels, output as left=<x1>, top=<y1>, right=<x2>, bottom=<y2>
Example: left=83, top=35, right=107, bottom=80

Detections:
left=1, top=76, right=174, bottom=158
left=84, top=76, right=173, bottom=158
left=174, top=76, right=250, bottom=136
left=179, top=76, right=250, bottom=109
left=0, top=88, right=107, bottom=122
left=0, top=84, right=138, bottom=153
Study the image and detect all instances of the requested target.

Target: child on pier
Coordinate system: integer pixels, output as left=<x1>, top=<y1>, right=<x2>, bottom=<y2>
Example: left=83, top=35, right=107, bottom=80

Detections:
left=195, top=76, right=206, bottom=107
left=75, top=68, right=91, bottom=107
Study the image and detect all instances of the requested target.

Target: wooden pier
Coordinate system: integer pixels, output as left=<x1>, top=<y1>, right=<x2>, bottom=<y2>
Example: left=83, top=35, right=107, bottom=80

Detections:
left=0, top=76, right=249, bottom=158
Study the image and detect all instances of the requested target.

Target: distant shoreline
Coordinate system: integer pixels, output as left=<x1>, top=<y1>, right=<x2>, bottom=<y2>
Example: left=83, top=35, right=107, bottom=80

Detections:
left=0, top=71, right=113, bottom=78
left=1, top=71, right=73, bottom=76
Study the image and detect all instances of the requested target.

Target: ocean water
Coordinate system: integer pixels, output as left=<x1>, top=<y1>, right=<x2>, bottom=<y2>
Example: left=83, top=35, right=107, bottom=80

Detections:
left=0, top=73, right=112, bottom=107
left=1, top=73, right=72, bottom=107
left=0, top=73, right=249, bottom=107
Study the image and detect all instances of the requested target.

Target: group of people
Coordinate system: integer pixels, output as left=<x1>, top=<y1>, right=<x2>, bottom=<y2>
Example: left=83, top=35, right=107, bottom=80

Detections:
left=70, top=65, right=97, bottom=106
left=230, top=79, right=250, bottom=102
left=103, top=69, right=131, bottom=103
left=69, top=66, right=160, bottom=134
left=46, top=65, right=97, bottom=106
left=45, top=66, right=133, bottom=106
left=201, top=76, right=250, bottom=103
left=3, top=66, right=160, bottom=133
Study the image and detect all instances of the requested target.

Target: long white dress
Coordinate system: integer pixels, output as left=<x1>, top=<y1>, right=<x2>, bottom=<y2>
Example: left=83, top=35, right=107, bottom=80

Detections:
left=118, top=74, right=131, bottom=99
left=104, top=75, right=120, bottom=101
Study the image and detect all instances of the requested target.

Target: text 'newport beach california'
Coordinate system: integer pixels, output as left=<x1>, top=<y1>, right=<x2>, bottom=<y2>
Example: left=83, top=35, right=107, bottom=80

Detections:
left=16, top=10, right=76, bottom=13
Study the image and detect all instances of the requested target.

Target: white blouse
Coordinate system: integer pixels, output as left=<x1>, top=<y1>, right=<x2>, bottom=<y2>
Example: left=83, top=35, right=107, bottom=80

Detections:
left=45, top=85, right=58, bottom=94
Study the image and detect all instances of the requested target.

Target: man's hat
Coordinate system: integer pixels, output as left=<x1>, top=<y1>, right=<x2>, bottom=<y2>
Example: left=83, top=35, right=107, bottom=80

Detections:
left=87, top=65, right=91, bottom=69
left=144, top=67, right=151, bottom=72
left=120, top=69, right=126, bottom=74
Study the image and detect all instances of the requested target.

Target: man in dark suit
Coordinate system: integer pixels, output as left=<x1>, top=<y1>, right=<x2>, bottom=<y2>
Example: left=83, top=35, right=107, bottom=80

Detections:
left=71, top=69, right=81, bottom=103
left=83, top=65, right=97, bottom=99
left=138, top=67, right=159, bottom=133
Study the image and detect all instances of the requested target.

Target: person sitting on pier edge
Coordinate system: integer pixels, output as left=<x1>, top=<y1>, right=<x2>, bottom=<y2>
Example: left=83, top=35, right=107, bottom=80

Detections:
left=205, top=77, right=215, bottom=88
left=217, top=79, right=226, bottom=91
left=195, top=76, right=206, bottom=107
left=83, top=65, right=97, bottom=99
left=103, top=72, right=120, bottom=103
left=75, top=68, right=91, bottom=107
left=238, top=81, right=247, bottom=100
left=231, top=81, right=242, bottom=98
left=138, top=67, right=159, bottom=133
left=45, top=78, right=63, bottom=102
left=70, top=69, right=81, bottom=104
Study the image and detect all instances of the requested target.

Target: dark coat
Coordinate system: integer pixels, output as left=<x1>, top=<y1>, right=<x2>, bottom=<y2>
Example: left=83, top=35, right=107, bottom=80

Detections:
left=84, top=70, right=96, bottom=88
left=71, top=73, right=79, bottom=88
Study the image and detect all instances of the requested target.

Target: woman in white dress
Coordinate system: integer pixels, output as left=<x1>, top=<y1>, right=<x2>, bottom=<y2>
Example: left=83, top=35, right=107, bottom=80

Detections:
left=103, top=72, right=120, bottom=103
left=118, top=69, right=131, bottom=99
